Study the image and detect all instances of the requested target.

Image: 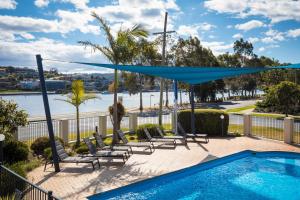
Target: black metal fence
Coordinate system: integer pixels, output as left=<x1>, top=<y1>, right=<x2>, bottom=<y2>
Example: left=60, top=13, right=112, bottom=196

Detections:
left=0, top=164, right=60, bottom=200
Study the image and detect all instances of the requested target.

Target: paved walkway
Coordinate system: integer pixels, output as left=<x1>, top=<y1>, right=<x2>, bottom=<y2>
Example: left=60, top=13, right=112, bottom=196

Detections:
left=28, top=136, right=300, bottom=199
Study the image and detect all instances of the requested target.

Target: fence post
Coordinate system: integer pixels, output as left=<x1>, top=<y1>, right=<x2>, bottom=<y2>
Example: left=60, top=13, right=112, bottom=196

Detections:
left=59, top=119, right=69, bottom=144
left=284, top=117, right=294, bottom=144
left=48, top=191, right=53, bottom=200
left=129, top=113, right=138, bottom=132
left=13, top=129, right=19, bottom=141
left=98, top=115, right=107, bottom=136
left=171, top=112, right=176, bottom=132
left=243, top=114, right=252, bottom=136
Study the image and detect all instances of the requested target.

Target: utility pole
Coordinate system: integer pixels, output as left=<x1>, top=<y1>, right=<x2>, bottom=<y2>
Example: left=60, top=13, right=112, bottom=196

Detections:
left=36, top=55, right=60, bottom=172
left=153, top=12, right=175, bottom=125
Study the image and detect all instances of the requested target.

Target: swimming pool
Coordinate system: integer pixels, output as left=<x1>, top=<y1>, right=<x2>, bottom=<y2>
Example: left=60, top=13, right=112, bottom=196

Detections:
left=88, top=151, right=300, bottom=200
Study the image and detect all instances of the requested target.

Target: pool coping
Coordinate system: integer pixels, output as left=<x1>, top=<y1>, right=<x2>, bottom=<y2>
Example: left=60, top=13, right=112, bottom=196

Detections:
left=88, top=150, right=300, bottom=199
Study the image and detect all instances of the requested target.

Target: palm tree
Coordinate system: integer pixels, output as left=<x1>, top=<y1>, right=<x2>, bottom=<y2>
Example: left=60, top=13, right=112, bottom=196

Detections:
left=56, top=80, right=96, bottom=146
left=78, top=11, right=148, bottom=144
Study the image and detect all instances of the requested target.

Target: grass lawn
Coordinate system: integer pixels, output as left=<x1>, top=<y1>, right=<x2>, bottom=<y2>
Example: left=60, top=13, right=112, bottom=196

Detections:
left=228, top=124, right=286, bottom=141
left=226, top=105, right=256, bottom=113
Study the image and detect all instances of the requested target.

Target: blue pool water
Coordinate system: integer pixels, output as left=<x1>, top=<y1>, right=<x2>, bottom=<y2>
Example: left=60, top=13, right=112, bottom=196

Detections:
left=89, top=151, right=300, bottom=200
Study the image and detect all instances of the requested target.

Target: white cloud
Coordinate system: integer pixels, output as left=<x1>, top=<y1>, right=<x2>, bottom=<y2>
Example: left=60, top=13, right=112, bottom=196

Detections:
left=0, top=32, right=15, bottom=41
left=201, top=41, right=233, bottom=55
left=0, top=38, right=109, bottom=73
left=34, top=0, right=49, bottom=8
left=258, top=47, right=265, bottom=52
left=204, top=0, right=300, bottom=24
left=287, top=29, right=300, bottom=38
left=235, top=20, right=264, bottom=31
left=177, top=23, right=215, bottom=37
left=232, top=33, right=243, bottom=39
left=60, top=0, right=89, bottom=10
left=261, top=29, right=285, bottom=43
left=0, top=0, right=17, bottom=9
left=0, top=13, right=100, bottom=39
left=248, top=37, right=259, bottom=43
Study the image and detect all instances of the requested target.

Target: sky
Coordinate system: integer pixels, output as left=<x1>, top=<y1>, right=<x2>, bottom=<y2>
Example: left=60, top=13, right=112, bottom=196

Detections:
left=0, top=0, right=300, bottom=73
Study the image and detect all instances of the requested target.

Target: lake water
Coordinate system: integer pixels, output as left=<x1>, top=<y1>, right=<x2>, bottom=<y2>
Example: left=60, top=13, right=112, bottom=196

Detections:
left=1, top=92, right=190, bottom=117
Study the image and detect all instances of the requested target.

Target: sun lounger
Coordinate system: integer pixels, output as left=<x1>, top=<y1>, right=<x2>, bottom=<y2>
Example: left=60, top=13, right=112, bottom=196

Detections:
left=156, top=127, right=187, bottom=145
left=83, top=138, right=128, bottom=162
left=117, top=130, right=154, bottom=153
left=93, top=132, right=133, bottom=155
left=178, top=123, right=209, bottom=143
left=44, top=140, right=100, bottom=171
left=143, top=128, right=176, bottom=147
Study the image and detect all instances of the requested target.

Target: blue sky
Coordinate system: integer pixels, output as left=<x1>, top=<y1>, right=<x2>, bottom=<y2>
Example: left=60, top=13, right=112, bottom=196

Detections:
left=0, top=0, right=300, bottom=73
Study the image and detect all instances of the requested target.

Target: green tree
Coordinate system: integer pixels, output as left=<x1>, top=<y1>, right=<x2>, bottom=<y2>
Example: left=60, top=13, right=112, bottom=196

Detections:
left=256, top=81, right=300, bottom=116
left=233, top=38, right=253, bottom=66
left=56, top=80, right=96, bottom=146
left=0, top=99, right=28, bottom=139
left=78, top=12, right=148, bottom=143
left=171, top=37, right=222, bottom=102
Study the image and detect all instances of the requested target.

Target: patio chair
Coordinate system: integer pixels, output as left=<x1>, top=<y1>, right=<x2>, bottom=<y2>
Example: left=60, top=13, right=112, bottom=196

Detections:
left=117, top=130, right=154, bottom=153
left=83, top=138, right=128, bottom=162
left=93, top=132, right=133, bottom=155
left=44, top=140, right=100, bottom=171
left=143, top=128, right=176, bottom=147
left=178, top=122, right=209, bottom=143
left=156, top=127, right=187, bottom=145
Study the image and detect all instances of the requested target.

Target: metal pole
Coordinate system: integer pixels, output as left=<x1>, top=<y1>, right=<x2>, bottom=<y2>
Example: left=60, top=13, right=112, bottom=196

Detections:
left=36, top=55, right=60, bottom=172
left=174, top=80, right=178, bottom=135
left=190, top=85, right=196, bottom=134
left=0, top=141, right=3, bottom=164
left=158, top=12, right=168, bottom=126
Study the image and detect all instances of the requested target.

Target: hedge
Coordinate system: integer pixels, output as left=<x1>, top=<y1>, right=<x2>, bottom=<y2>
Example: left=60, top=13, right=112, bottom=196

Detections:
left=136, top=124, right=164, bottom=140
left=178, top=109, right=229, bottom=136
left=3, top=140, right=29, bottom=164
left=30, top=136, right=64, bottom=156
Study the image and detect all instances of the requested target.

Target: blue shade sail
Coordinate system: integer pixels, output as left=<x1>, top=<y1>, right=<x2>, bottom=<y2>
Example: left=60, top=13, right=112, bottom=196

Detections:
left=72, top=62, right=300, bottom=85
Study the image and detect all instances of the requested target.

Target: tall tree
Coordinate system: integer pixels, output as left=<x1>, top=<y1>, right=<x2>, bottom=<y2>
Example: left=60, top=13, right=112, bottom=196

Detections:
left=78, top=12, right=148, bottom=143
left=123, top=39, right=159, bottom=111
left=233, top=38, right=253, bottom=67
left=56, top=80, right=96, bottom=146
left=171, top=37, right=221, bottom=102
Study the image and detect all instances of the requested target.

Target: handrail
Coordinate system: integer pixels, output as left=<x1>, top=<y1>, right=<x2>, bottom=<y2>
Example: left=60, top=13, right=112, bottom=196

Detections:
left=0, top=164, right=61, bottom=200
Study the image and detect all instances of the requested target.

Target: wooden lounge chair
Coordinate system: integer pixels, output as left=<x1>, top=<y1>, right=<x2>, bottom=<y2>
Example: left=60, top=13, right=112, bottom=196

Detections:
left=143, top=128, right=176, bottom=147
left=178, top=123, right=209, bottom=143
left=44, top=140, right=100, bottom=171
left=83, top=138, right=128, bottom=162
left=156, top=127, right=187, bottom=145
left=117, top=130, right=154, bottom=153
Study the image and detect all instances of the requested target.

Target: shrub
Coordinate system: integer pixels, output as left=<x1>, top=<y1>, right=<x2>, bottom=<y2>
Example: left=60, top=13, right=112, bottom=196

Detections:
left=75, top=145, right=89, bottom=154
left=0, top=162, right=26, bottom=197
left=136, top=124, right=164, bottom=140
left=30, top=136, right=64, bottom=156
left=178, top=109, right=229, bottom=136
left=3, top=140, right=29, bottom=164
left=74, top=143, right=89, bottom=154
left=43, top=147, right=52, bottom=160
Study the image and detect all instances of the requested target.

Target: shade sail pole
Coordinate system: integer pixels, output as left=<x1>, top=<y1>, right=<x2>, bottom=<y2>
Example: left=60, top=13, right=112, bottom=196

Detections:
left=190, top=84, right=196, bottom=134
left=36, top=54, right=60, bottom=172
left=173, top=80, right=178, bottom=135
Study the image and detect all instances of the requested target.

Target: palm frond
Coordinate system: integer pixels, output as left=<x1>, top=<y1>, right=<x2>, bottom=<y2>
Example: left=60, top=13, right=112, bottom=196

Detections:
left=55, top=98, right=76, bottom=106
left=91, top=11, right=115, bottom=50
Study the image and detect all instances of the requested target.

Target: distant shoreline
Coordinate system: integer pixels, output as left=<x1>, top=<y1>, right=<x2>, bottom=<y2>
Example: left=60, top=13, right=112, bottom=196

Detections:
left=0, top=91, right=56, bottom=96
